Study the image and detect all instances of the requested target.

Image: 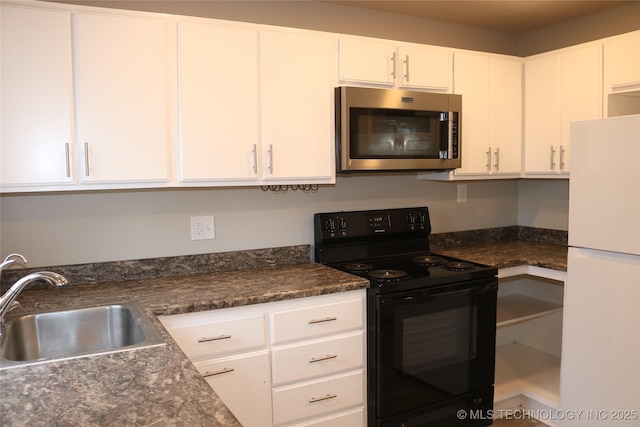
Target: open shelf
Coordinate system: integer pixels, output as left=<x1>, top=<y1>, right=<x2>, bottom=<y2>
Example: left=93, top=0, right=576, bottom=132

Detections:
left=494, top=343, right=561, bottom=408
left=497, top=294, right=562, bottom=327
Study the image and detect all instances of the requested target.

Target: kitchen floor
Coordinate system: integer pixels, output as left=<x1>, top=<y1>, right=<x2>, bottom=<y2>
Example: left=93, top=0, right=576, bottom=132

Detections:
left=492, top=418, right=548, bottom=427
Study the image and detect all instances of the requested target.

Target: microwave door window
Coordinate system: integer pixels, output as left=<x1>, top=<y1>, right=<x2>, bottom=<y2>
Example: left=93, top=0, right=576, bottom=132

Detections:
left=350, top=108, right=445, bottom=159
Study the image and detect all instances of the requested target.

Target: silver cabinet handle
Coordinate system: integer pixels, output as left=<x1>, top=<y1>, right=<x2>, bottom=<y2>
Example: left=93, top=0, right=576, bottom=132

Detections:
left=309, top=354, right=338, bottom=364
left=308, top=316, right=337, bottom=324
left=267, top=144, right=273, bottom=174
left=65, top=143, right=71, bottom=178
left=485, top=147, right=491, bottom=171
left=252, top=144, right=257, bottom=174
left=198, top=334, right=231, bottom=343
left=549, top=146, right=556, bottom=170
left=390, top=52, right=396, bottom=80
left=403, top=55, right=410, bottom=82
left=494, top=147, right=500, bottom=172
left=559, top=145, right=565, bottom=170
left=309, top=394, right=337, bottom=404
left=84, top=142, right=90, bottom=176
left=203, top=367, right=235, bottom=377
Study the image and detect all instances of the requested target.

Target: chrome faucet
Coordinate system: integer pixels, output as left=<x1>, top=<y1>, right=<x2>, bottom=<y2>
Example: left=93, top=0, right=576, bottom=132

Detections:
left=0, top=253, right=28, bottom=279
left=0, top=254, right=69, bottom=336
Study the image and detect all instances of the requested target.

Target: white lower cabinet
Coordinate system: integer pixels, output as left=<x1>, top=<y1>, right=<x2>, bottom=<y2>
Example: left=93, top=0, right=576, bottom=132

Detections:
left=194, top=351, right=272, bottom=427
left=159, top=290, right=366, bottom=427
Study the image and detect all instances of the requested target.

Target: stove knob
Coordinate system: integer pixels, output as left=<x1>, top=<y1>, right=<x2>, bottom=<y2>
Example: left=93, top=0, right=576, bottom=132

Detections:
left=417, top=213, right=427, bottom=224
left=407, top=213, right=416, bottom=226
left=337, top=218, right=347, bottom=231
left=325, top=218, right=336, bottom=233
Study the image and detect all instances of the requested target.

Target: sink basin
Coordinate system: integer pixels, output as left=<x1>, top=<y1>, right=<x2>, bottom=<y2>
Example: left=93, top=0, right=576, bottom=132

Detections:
left=0, top=301, right=165, bottom=369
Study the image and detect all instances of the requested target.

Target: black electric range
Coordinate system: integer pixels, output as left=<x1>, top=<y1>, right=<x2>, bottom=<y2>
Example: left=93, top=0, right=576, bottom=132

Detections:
left=314, top=207, right=498, bottom=427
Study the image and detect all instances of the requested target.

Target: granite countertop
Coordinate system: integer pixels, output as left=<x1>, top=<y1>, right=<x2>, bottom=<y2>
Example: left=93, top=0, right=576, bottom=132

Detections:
left=0, top=237, right=567, bottom=426
left=433, top=240, right=568, bottom=271
left=0, top=262, right=369, bottom=427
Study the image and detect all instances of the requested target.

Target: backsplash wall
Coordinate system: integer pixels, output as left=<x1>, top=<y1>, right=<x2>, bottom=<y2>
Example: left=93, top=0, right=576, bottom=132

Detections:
left=1, top=175, right=528, bottom=267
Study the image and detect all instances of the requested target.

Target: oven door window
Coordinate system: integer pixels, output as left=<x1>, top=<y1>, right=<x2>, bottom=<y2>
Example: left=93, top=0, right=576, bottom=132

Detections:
left=375, top=281, right=497, bottom=419
left=349, top=108, right=449, bottom=159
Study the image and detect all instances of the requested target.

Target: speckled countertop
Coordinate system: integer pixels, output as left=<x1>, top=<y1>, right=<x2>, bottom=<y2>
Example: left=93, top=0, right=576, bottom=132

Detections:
left=433, top=241, right=568, bottom=271
left=0, top=233, right=568, bottom=427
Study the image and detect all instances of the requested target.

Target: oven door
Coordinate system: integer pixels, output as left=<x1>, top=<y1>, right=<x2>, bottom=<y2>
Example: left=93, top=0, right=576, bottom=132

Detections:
left=370, top=278, right=497, bottom=426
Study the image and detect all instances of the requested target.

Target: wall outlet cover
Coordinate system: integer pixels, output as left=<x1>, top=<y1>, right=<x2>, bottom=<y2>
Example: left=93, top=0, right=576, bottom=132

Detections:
left=190, top=216, right=215, bottom=240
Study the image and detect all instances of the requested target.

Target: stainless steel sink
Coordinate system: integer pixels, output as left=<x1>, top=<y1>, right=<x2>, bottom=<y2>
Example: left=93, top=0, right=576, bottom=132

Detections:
left=0, top=301, right=165, bottom=369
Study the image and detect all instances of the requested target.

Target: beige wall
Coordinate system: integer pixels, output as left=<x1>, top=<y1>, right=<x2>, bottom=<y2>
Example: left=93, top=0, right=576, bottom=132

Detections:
left=1, top=177, right=520, bottom=267
left=47, top=0, right=640, bottom=55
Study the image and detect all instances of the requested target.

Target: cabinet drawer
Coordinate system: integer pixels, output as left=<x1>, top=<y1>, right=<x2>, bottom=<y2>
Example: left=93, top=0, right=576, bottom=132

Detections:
left=163, top=314, right=265, bottom=358
left=272, top=370, right=364, bottom=426
left=271, top=332, right=364, bottom=386
left=271, top=298, right=363, bottom=344
left=194, top=351, right=272, bottom=427
left=289, top=408, right=365, bottom=427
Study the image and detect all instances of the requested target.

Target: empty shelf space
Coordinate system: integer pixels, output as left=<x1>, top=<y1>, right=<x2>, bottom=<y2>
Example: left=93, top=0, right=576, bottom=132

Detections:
left=495, top=343, right=561, bottom=408
left=497, top=294, right=562, bottom=327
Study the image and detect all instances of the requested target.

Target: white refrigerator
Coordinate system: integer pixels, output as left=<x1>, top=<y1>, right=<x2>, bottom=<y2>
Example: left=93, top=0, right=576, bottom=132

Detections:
left=560, top=114, right=640, bottom=426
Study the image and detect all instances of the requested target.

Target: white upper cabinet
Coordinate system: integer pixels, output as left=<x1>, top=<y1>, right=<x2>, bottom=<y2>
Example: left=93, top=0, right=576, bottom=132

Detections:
left=338, top=36, right=453, bottom=92
left=1, top=4, right=74, bottom=189
left=339, top=37, right=396, bottom=86
left=604, top=30, right=640, bottom=117
left=604, top=30, right=640, bottom=94
left=260, top=28, right=335, bottom=183
left=452, top=51, right=492, bottom=175
left=490, top=56, right=523, bottom=175
left=75, top=11, right=171, bottom=184
left=420, top=51, right=521, bottom=180
left=524, top=42, right=602, bottom=176
left=177, top=20, right=260, bottom=184
left=397, top=45, right=452, bottom=91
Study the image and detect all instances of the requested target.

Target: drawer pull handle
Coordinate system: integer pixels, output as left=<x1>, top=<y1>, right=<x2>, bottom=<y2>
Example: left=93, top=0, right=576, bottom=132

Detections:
left=308, top=316, right=337, bottom=324
left=198, top=334, right=232, bottom=343
left=309, top=354, right=338, bottom=364
left=309, top=393, right=337, bottom=404
left=203, top=367, right=235, bottom=377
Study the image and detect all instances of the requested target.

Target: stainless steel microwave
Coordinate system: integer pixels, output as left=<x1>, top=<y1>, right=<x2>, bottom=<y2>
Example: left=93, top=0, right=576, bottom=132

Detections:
left=335, top=86, right=462, bottom=172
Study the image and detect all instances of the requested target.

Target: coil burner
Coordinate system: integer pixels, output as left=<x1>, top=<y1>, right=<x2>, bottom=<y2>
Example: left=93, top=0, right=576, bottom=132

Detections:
left=368, top=269, right=408, bottom=281
left=412, top=255, right=446, bottom=266
left=443, top=261, right=476, bottom=271
left=345, top=263, right=373, bottom=272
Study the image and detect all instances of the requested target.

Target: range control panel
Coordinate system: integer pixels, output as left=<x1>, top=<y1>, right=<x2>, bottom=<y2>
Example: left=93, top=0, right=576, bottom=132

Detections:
left=314, top=207, right=431, bottom=241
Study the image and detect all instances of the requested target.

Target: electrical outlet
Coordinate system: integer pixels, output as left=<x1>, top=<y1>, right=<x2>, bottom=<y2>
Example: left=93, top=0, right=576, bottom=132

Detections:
left=457, top=184, right=468, bottom=203
left=190, top=216, right=215, bottom=240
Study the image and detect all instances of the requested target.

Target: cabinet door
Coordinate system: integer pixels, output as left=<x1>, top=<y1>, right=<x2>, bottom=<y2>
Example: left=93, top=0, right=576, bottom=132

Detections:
left=75, top=12, right=170, bottom=183
left=177, top=21, right=260, bottom=184
left=1, top=5, right=74, bottom=187
left=490, top=56, right=522, bottom=175
left=260, top=29, right=334, bottom=183
left=524, top=52, right=560, bottom=174
left=604, top=30, right=640, bottom=93
left=558, top=43, right=603, bottom=173
left=195, top=351, right=272, bottom=427
left=453, top=51, right=491, bottom=175
left=398, top=45, right=452, bottom=92
left=338, top=37, right=396, bottom=86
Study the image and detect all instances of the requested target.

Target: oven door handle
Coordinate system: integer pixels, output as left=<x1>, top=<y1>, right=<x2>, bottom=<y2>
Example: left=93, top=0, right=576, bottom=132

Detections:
left=386, top=281, right=497, bottom=302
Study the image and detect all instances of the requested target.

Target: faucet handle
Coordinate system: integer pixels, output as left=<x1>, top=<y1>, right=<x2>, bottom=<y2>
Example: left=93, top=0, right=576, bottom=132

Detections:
left=2, top=254, right=27, bottom=266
